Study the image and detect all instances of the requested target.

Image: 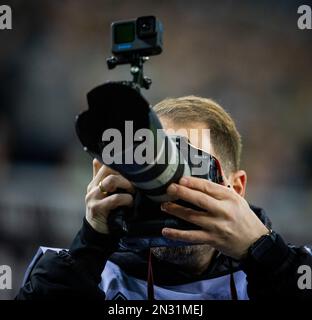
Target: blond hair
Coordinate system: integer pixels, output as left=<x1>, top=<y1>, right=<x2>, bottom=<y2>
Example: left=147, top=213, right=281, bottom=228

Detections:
left=153, top=96, right=242, bottom=174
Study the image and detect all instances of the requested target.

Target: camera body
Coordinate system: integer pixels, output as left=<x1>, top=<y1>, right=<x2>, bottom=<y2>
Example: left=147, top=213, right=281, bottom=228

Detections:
left=111, top=16, right=163, bottom=58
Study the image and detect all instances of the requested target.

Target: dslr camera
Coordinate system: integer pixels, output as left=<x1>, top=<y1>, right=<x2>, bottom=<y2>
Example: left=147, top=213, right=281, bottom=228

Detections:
left=75, top=16, right=223, bottom=250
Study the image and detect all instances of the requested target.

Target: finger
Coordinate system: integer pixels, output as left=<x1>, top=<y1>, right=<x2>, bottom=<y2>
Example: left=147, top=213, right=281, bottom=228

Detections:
left=94, top=193, right=134, bottom=213
left=162, top=228, right=214, bottom=244
left=167, top=183, right=221, bottom=212
left=92, top=164, right=119, bottom=187
left=88, top=165, right=110, bottom=192
left=100, top=174, right=135, bottom=194
left=161, top=202, right=217, bottom=227
left=93, top=159, right=102, bottom=178
left=88, top=175, right=135, bottom=201
left=178, top=176, right=231, bottom=200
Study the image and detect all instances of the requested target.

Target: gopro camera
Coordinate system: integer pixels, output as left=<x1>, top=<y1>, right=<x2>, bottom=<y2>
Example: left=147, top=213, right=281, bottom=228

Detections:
left=111, top=16, right=163, bottom=58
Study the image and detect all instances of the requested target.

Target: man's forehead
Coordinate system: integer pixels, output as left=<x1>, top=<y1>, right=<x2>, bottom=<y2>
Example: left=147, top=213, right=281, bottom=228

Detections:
left=159, top=117, right=214, bottom=155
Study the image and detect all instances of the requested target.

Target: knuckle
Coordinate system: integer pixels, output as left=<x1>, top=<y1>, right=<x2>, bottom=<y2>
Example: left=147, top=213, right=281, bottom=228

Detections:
left=87, top=200, right=97, bottom=214
left=105, top=174, right=117, bottom=190
left=85, top=187, right=97, bottom=203
left=176, top=186, right=187, bottom=198
left=203, top=181, right=211, bottom=194
left=218, top=202, right=228, bottom=216
left=107, top=193, right=119, bottom=206
left=221, top=222, right=233, bottom=238
left=105, top=174, right=114, bottom=184
left=188, top=233, right=197, bottom=242
left=196, top=197, right=207, bottom=209
left=187, top=213, right=200, bottom=225
left=209, top=222, right=219, bottom=233
left=85, top=190, right=93, bottom=204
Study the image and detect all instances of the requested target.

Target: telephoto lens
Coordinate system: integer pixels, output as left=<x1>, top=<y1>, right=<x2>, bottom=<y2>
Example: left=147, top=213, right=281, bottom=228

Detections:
left=76, top=82, right=191, bottom=202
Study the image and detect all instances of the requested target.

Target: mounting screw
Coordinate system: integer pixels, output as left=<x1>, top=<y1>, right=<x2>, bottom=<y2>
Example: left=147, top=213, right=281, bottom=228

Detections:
left=131, top=66, right=140, bottom=74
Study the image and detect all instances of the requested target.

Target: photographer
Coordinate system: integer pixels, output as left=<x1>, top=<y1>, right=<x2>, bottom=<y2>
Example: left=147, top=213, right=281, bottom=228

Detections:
left=17, top=96, right=312, bottom=300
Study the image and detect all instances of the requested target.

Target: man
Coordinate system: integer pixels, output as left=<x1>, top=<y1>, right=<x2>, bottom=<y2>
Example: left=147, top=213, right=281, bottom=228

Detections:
left=17, top=96, right=312, bottom=300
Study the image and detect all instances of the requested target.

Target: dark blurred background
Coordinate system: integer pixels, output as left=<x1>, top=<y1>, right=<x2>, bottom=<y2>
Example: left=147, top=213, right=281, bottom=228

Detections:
left=0, top=0, right=311, bottom=299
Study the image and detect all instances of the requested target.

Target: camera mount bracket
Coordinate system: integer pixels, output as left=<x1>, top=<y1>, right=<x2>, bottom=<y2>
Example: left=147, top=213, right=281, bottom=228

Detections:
left=106, top=54, right=152, bottom=91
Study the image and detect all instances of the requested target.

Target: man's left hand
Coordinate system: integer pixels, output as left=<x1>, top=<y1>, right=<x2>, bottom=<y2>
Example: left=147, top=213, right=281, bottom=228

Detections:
left=161, top=176, right=269, bottom=260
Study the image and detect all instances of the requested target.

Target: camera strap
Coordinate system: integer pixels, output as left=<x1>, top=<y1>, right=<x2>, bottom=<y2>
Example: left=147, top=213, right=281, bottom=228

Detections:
left=147, top=248, right=155, bottom=300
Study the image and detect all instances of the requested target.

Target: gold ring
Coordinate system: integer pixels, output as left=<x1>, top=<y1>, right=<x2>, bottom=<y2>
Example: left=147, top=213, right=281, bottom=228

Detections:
left=98, top=181, right=108, bottom=195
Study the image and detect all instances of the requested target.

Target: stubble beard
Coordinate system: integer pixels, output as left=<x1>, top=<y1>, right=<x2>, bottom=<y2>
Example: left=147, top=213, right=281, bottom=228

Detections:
left=151, top=244, right=214, bottom=274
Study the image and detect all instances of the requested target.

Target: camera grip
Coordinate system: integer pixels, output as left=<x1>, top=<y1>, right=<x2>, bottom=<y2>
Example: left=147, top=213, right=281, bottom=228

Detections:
left=106, top=188, right=133, bottom=236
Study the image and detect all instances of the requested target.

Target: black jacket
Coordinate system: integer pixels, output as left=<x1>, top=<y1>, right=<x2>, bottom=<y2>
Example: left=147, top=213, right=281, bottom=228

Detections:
left=16, top=206, right=312, bottom=300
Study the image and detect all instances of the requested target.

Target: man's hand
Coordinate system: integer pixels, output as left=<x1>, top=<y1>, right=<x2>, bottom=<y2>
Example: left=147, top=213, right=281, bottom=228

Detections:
left=85, top=159, right=134, bottom=234
left=161, top=176, right=269, bottom=260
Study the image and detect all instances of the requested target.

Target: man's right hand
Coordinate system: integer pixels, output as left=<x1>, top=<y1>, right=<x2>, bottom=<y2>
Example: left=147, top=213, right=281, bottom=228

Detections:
left=85, top=159, right=135, bottom=234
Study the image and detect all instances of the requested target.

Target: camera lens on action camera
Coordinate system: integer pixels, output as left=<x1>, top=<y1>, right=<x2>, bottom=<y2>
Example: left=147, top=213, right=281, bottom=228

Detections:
left=137, top=16, right=156, bottom=38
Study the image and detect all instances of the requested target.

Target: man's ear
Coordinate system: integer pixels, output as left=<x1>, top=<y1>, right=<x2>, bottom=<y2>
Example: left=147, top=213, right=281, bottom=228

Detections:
left=229, top=170, right=247, bottom=197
